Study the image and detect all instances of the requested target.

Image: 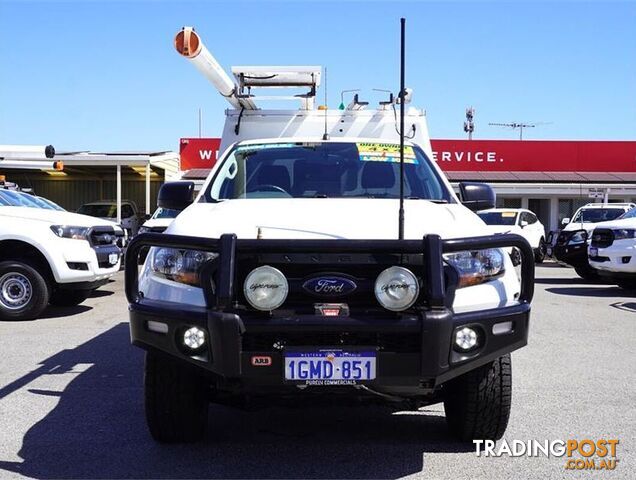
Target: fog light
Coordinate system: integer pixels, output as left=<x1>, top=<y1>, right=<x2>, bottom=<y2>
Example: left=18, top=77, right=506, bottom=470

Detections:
left=183, top=326, right=206, bottom=350
left=147, top=320, right=168, bottom=334
left=492, top=321, right=513, bottom=336
left=455, top=327, right=478, bottom=351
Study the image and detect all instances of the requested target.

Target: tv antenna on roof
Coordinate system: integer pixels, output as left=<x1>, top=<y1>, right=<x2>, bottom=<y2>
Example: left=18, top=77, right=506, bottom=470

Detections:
left=488, top=121, right=552, bottom=140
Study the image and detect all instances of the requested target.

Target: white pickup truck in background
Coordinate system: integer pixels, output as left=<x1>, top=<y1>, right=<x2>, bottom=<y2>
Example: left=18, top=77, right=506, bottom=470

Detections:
left=0, top=190, right=123, bottom=320
left=588, top=208, right=636, bottom=289
left=78, top=200, right=143, bottom=238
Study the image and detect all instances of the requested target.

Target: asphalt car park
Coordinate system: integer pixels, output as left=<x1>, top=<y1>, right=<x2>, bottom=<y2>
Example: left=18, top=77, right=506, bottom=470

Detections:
left=0, top=262, right=633, bottom=480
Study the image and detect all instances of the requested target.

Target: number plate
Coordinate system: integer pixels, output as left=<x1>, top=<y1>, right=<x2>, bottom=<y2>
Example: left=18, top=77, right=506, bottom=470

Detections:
left=108, top=253, right=119, bottom=265
left=284, top=349, right=376, bottom=385
left=589, top=247, right=598, bottom=257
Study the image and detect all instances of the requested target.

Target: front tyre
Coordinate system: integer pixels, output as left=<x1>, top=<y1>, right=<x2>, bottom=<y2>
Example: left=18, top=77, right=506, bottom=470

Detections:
left=509, top=248, right=521, bottom=266
left=144, top=352, right=208, bottom=443
left=444, top=354, right=512, bottom=442
left=575, top=266, right=599, bottom=281
left=0, top=261, right=50, bottom=321
left=534, top=238, right=546, bottom=263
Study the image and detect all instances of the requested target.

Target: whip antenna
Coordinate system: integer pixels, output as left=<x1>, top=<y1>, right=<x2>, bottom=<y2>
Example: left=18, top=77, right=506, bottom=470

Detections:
left=322, top=67, right=329, bottom=140
left=398, top=18, right=406, bottom=240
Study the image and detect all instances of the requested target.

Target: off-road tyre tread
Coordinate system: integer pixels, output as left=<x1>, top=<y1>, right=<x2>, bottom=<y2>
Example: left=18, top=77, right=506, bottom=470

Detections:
left=444, top=354, right=512, bottom=442
left=145, top=351, right=208, bottom=443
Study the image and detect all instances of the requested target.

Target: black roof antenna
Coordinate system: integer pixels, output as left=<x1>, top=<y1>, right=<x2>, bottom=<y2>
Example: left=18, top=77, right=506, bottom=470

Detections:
left=398, top=18, right=406, bottom=240
left=322, top=67, right=329, bottom=140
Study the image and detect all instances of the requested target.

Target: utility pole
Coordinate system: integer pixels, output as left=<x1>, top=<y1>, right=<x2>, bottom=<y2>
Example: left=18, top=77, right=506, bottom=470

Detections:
left=464, top=107, right=475, bottom=140
left=489, top=121, right=551, bottom=140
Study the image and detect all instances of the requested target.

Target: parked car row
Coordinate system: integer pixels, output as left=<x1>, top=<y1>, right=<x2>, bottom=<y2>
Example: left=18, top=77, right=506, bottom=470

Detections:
left=548, top=203, right=635, bottom=281
left=541, top=202, right=636, bottom=288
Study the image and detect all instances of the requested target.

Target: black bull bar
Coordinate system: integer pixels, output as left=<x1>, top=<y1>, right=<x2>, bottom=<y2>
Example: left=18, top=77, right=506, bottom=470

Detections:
left=125, top=233, right=534, bottom=383
left=125, top=233, right=534, bottom=307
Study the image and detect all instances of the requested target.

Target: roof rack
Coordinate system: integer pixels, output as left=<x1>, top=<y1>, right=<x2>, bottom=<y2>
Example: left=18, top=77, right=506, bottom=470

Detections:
left=232, top=66, right=321, bottom=110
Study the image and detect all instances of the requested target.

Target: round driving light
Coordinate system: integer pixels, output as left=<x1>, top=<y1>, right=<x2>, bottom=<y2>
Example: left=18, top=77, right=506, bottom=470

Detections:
left=455, top=327, right=478, bottom=351
left=244, top=265, right=288, bottom=311
left=374, top=266, right=419, bottom=311
left=183, top=326, right=206, bottom=350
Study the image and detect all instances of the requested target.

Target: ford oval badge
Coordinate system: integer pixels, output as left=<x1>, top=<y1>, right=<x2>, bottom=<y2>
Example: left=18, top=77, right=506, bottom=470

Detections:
left=302, top=276, right=357, bottom=297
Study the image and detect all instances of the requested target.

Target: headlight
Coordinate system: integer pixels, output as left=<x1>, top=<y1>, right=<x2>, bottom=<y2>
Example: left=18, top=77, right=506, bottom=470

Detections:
left=374, top=266, right=419, bottom=311
left=444, top=249, right=505, bottom=288
left=243, top=265, right=288, bottom=311
left=150, top=247, right=217, bottom=286
left=613, top=228, right=636, bottom=240
left=567, top=231, right=588, bottom=245
left=50, top=225, right=90, bottom=240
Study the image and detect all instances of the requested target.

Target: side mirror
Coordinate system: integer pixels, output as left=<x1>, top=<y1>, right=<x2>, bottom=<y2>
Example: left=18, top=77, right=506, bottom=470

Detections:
left=562, top=217, right=571, bottom=225
left=144, top=214, right=151, bottom=221
left=520, top=220, right=529, bottom=227
left=459, top=182, right=495, bottom=212
left=157, top=181, right=195, bottom=210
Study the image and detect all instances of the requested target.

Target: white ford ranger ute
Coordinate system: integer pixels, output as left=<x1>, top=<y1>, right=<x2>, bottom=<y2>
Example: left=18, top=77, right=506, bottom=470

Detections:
left=124, top=26, right=534, bottom=444
left=588, top=207, right=636, bottom=289
left=552, top=202, right=635, bottom=279
left=0, top=201, right=122, bottom=320
left=125, top=138, right=534, bottom=443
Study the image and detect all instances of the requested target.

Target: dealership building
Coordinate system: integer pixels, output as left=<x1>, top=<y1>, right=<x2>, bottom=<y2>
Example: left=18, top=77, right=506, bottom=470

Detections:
left=0, top=150, right=180, bottom=217
left=3, top=139, right=634, bottom=234
left=179, top=138, right=636, bottom=234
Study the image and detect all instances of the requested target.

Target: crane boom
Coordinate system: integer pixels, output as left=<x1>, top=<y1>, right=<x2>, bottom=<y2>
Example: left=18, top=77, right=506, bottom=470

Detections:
left=174, top=27, right=257, bottom=110
left=0, top=160, right=63, bottom=170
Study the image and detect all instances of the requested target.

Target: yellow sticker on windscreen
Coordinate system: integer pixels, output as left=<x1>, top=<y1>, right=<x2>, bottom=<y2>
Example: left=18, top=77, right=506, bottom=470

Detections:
left=501, top=212, right=517, bottom=217
left=357, top=142, right=418, bottom=164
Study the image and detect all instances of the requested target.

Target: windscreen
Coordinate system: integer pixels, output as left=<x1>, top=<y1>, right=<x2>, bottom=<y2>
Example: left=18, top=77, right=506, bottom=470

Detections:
left=78, top=204, right=116, bottom=217
left=0, top=191, right=13, bottom=206
left=618, top=208, right=636, bottom=219
left=206, top=142, right=451, bottom=202
left=572, top=208, right=626, bottom=223
left=37, top=197, right=65, bottom=211
left=477, top=211, right=518, bottom=226
left=152, top=207, right=180, bottom=219
left=0, top=190, right=42, bottom=208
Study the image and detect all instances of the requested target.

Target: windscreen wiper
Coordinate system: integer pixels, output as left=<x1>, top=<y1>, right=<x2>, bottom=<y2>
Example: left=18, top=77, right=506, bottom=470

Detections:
left=406, top=197, right=449, bottom=203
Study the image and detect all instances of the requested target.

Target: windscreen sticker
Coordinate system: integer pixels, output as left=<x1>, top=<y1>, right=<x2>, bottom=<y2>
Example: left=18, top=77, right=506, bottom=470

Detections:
left=236, top=143, right=296, bottom=153
left=356, top=142, right=418, bottom=164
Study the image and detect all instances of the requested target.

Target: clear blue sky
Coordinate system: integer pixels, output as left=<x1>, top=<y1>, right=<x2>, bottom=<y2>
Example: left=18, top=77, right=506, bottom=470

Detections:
left=1, top=1, right=634, bottom=151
